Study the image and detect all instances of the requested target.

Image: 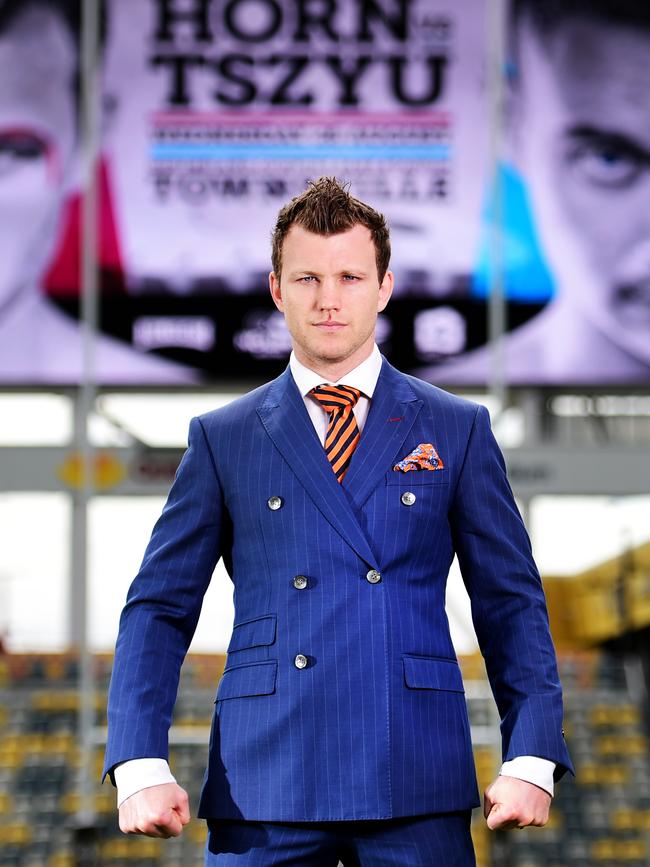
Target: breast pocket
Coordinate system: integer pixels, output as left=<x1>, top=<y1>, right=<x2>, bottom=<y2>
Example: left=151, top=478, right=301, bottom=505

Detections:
left=367, top=468, right=451, bottom=559
left=385, top=469, right=449, bottom=487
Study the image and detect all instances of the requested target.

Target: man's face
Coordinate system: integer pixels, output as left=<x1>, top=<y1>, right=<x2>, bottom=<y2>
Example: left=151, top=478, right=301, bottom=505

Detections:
left=0, top=6, right=76, bottom=307
left=269, top=224, right=393, bottom=374
left=513, top=16, right=650, bottom=364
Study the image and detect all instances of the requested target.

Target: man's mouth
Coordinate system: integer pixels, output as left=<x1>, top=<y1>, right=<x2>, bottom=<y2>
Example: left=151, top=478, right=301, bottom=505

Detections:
left=314, top=321, right=346, bottom=329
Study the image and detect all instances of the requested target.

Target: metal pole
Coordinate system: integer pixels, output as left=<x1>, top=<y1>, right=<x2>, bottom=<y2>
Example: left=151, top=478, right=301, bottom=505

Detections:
left=73, top=0, right=101, bottom=834
left=486, top=0, right=508, bottom=417
left=486, top=10, right=510, bottom=866
left=519, top=389, right=544, bottom=446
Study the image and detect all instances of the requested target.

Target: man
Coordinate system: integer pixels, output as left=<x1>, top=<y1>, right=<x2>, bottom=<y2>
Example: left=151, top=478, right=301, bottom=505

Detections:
left=0, top=0, right=198, bottom=384
left=425, top=0, right=650, bottom=385
left=104, top=178, right=572, bottom=865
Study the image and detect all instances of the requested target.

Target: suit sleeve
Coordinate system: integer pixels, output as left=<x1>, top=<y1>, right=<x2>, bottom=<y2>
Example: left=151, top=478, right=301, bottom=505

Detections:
left=102, top=416, right=225, bottom=783
left=449, top=405, right=573, bottom=781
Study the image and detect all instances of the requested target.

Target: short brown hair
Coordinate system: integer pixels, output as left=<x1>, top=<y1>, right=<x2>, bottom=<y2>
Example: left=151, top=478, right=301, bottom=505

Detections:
left=271, top=177, right=391, bottom=282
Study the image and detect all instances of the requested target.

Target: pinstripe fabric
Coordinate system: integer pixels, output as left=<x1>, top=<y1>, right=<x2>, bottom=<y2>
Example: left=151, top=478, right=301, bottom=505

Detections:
left=205, top=811, right=475, bottom=865
left=103, top=356, right=573, bottom=824
left=309, top=384, right=362, bottom=481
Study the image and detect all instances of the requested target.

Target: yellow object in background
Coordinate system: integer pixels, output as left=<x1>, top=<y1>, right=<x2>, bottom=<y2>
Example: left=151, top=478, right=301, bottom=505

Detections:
left=56, top=452, right=126, bottom=490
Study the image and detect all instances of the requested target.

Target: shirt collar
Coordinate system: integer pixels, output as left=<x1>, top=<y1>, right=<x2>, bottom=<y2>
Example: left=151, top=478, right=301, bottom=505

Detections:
left=290, top=344, right=382, bottom=399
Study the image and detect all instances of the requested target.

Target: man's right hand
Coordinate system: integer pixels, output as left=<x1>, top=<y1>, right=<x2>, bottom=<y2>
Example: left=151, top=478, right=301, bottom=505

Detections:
left=118, top=782, right=190, bottom=838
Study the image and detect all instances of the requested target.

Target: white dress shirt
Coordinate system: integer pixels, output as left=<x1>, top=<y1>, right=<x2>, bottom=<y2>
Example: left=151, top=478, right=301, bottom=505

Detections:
left=289, top=343, right=383, bottom=443
left=114, top=345, right=554, bottom=805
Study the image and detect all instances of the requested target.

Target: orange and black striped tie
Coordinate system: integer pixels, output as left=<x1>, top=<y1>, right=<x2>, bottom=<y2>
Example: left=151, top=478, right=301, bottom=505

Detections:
left=309, top=384, right=363, bottom=482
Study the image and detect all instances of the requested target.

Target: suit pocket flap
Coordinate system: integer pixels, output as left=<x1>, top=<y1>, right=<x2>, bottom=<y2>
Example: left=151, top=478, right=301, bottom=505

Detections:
left=227, top=614, right=277, bottom=652
left=216, top=660, right=277, bottom=701
left=403, top=655, right=464, bottom=693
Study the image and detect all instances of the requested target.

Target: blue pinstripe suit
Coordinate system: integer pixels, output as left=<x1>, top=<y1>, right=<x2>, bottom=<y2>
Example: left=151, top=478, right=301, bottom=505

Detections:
left=104, top=357, right=572, bottom=823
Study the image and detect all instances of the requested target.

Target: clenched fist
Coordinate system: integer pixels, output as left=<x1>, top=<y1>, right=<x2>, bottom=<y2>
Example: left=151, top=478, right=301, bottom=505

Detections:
left=119, top=782, right=190, bottom=838
left=484, top=775, right=551, bottom=830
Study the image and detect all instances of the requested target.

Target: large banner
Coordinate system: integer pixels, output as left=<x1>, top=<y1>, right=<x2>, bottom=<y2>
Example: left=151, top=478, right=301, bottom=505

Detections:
left=1, top=0, right=648, bottom=385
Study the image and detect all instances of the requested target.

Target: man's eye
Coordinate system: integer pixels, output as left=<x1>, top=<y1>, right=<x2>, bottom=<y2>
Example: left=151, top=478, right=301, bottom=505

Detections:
left=569, top=141, right=643, bottom=188
left=0, top=133, right=48, bottom=177
left=299, top=275, right=317, bottom=283
left=342, top=275, right=359, bottom=281
left=0, top=133, right=47, bottom=160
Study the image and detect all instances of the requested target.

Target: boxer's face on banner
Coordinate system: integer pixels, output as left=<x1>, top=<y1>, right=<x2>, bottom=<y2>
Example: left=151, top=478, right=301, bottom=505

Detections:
left=513, top=16, right=650, bottom=363
left=0, top=6, right=76, bottom=307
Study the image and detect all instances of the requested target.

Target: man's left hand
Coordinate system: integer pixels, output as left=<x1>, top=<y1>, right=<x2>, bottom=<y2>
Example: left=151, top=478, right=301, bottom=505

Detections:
left=484, top=775, right=551, bottom=830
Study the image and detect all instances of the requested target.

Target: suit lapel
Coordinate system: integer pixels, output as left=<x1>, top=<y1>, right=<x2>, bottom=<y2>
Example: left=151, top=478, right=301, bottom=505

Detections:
left=257, top=368, right=380, bottom=569
left=343, top=358, right=423, bottom=510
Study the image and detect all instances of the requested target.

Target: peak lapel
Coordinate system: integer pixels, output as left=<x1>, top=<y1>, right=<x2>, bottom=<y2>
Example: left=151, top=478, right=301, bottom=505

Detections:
left=257, top=368, right=379, bottom=569
left=343, top=359, right=423, bottom=510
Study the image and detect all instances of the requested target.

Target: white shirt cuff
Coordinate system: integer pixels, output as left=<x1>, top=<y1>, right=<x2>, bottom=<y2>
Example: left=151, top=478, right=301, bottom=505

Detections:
left=499, top=756, right=555, bottom=797
left=114, top=758, right=177, bottom=808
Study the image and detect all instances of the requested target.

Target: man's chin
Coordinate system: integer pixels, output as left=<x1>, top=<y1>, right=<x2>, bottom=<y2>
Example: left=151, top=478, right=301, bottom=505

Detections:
left=309, top=338, right=354, bottom=362
left=595, top=310, right=650, bottom=367
left=614, top=330, right=650, bottom=366
left=300, top=339, right=368, bottom=368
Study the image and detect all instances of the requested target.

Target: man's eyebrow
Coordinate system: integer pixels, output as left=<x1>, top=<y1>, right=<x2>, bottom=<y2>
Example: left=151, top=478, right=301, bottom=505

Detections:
left=287, top=268, right=369, bottom=277
left=566, top=124, right=650, bottom=164
left=336, top=267, right=368, bottom=277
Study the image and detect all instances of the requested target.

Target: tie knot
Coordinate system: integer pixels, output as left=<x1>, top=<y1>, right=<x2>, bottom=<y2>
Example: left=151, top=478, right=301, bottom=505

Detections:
left=309, top=384, right=362, bottom=414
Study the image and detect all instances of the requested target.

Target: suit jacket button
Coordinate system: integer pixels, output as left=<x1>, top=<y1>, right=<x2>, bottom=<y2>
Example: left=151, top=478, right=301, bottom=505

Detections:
left=293, top=575, right=308, bottom=590
left=366, top=569, right=382, bottom=584
left=267, top=496, right=283, bottom=510
left=294, top=654, right=308, bottom=669
left=401, top=491, right=416, bottom=506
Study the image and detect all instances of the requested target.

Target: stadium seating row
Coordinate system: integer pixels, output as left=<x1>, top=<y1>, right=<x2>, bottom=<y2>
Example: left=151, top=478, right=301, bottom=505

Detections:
left=0, top=650, right=649, bottom=867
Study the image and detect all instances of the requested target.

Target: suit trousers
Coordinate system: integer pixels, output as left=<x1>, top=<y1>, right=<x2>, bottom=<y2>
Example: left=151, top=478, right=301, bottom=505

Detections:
left=205, top=811, right=476, bottom=866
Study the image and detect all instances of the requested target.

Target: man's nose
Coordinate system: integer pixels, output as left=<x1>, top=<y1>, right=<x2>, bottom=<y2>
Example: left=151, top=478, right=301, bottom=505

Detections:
left=616, top=236, right=650, bottom=284
left=317, top=278, right=341, bottom=309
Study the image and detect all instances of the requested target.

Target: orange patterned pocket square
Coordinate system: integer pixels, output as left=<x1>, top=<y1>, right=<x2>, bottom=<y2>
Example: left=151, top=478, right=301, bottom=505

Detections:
left=393, top=443, right=444, bottom=472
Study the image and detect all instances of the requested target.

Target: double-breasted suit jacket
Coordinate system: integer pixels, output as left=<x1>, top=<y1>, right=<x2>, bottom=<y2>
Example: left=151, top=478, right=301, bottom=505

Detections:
left=104, top=357, right=573, bottom=821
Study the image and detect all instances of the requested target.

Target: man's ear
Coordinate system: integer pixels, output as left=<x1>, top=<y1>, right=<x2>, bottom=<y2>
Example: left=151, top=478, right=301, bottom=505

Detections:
left=269, top=271, right=284, bottom=311
left=377, top=270, right=394, bottom=312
